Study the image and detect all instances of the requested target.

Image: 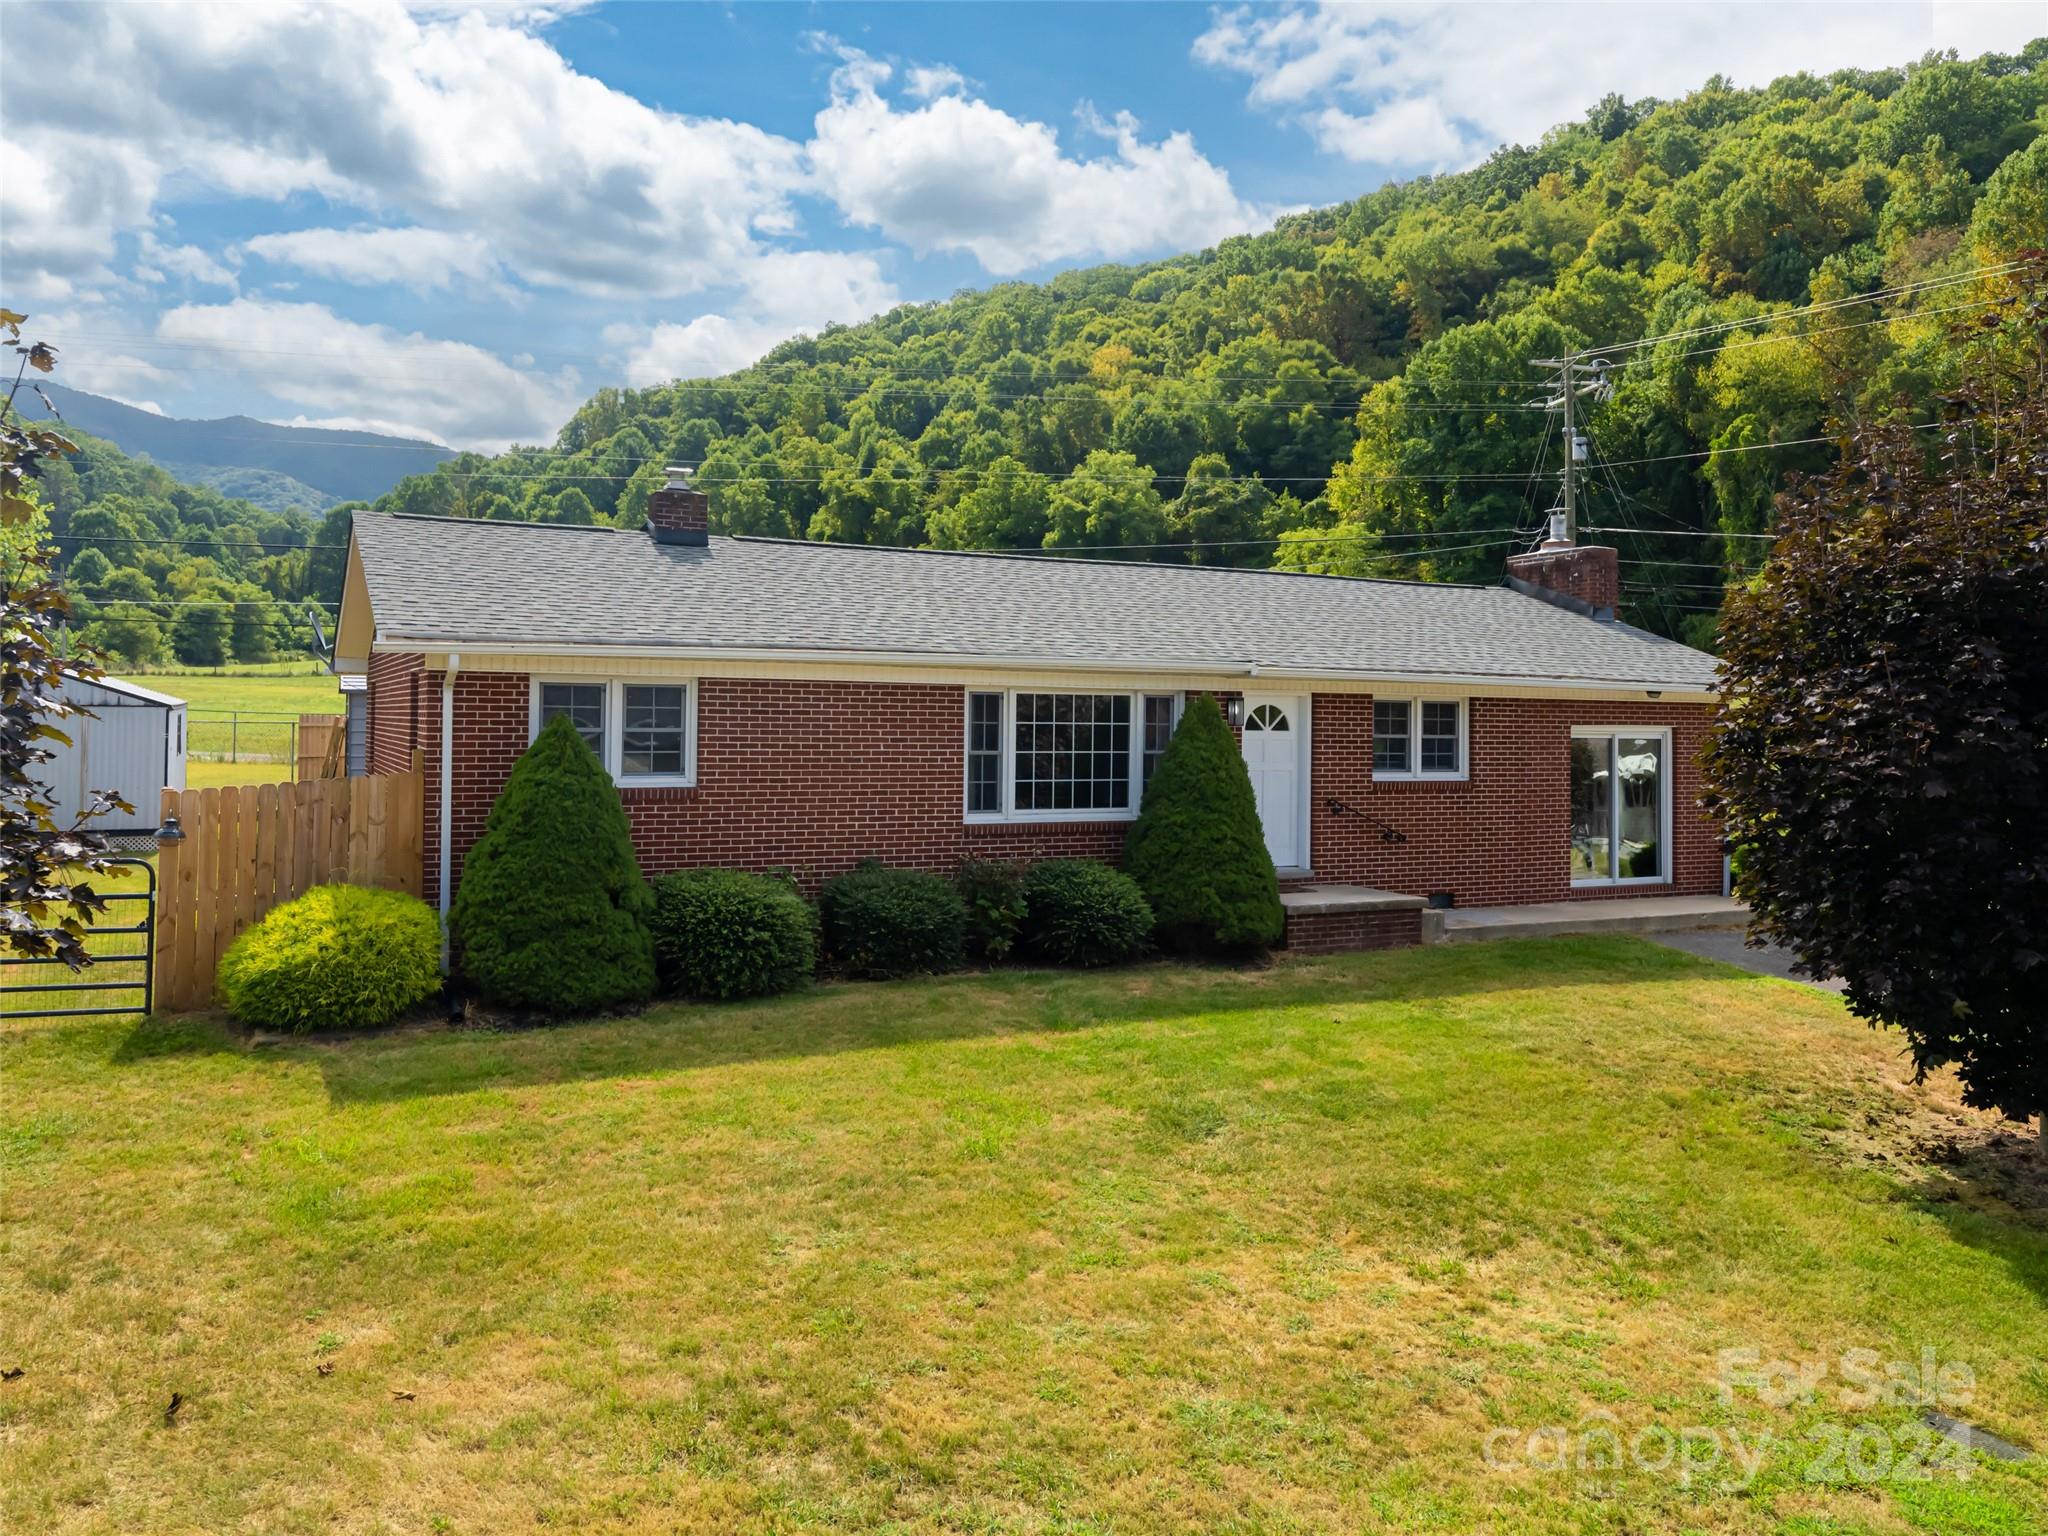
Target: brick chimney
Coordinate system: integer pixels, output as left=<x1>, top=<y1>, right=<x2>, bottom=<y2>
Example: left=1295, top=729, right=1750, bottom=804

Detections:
left=646, top=464, right=709, bottom=547
left=1506, top=540, right=1620, bottom=619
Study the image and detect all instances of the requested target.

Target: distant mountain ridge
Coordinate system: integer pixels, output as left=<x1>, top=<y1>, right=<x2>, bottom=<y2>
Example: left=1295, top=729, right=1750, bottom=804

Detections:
left=36, top=383, right=453, bottom=506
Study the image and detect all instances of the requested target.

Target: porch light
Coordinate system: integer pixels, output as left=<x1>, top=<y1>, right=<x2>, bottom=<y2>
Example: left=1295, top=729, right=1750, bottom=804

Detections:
left=154, top=813, right=185, bottom=845
left=1225, top=696, right=1245, bottom=728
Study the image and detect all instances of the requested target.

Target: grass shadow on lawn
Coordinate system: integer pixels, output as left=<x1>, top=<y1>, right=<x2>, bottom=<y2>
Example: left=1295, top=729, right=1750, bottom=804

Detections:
left=206, top=935, right=1780, bottom=1106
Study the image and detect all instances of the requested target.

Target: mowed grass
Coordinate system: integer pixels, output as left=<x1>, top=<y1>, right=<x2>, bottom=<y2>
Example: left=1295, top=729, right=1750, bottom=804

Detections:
left=3, top=939, right=2044, bottom=1534
left=185, top=758, right=295, bottom=790
left=115, top=663, right=343, bottom=718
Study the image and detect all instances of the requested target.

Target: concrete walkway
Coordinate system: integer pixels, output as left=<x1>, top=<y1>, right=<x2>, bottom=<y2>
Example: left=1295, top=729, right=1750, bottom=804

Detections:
left=1426, top=893, right=1746, bottom=944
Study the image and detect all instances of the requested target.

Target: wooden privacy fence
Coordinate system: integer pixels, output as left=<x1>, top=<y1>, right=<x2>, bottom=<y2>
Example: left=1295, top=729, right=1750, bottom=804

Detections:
left=154, top=755, right=424, bottom=1012
left=295, top=713, right=345, bottom=781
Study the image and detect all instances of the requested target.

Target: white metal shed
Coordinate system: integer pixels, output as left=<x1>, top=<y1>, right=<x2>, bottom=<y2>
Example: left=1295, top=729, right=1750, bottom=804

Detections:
left=44, top=672, right=186, bottom=836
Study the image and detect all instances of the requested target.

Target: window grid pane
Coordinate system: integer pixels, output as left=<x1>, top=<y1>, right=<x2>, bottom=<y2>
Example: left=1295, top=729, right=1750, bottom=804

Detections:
left=1373, top=700, right=1411, bottom=773
left=540, top=683, right=606, bottom=758
left=1419, top=701, right=1460, bottom=773
left=1141, top=695, right=1177, bottom=789
left=967, top=692, right=1003, bottom=814
left=621, top=685, right=687, bottom=778
left=1014, top=693, right=1131, bottom=812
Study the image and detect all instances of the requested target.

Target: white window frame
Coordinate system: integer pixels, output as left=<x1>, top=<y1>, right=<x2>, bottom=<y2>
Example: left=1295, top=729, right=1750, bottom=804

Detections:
left=1371, top=696, right=1469, bottom=782
left=529, top=676, right=697, bottom=789
left=964, top=688, right=1181, bottom=824
left=1569, top=725, right=1673, bottom=888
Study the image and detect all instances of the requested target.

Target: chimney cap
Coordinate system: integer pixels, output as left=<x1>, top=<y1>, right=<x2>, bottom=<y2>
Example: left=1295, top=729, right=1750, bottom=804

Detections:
left=664, top=463, right=696, bottom=490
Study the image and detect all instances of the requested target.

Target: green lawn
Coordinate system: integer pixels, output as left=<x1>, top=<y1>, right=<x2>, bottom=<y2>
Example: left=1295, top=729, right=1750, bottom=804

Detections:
left=116, top=662, right=344, bottom=718
left=4, top=939, right=2043, bottom=1534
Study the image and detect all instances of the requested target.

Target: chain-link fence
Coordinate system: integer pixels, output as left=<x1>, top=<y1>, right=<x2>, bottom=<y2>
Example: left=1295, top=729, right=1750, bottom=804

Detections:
left=185, top=711, right=301, bottom=766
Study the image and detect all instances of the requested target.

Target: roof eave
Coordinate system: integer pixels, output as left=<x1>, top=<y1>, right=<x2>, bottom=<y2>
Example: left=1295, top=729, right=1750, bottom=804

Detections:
left=368, top=634, right=1718, bottom=699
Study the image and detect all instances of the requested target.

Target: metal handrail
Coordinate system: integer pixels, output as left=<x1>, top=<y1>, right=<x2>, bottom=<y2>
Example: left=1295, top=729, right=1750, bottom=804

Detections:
left=1323, top=797, right=1409, bottom=844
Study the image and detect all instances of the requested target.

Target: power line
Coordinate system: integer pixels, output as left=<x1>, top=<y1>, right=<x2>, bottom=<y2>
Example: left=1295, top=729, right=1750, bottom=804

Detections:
left=48, top=532, right=337, bottom=551
left=1585, top=260, right=2038, bottom=360
left=60, top=592, right=339, bottom=609
left=1589, top=525, right=1776, bottom=540
left=1614, top=295, right=2014, bottom=373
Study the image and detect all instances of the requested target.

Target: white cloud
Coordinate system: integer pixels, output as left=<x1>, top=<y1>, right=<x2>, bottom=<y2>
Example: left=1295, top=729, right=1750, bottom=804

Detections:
left=1195, top=1, right=2048, bottom=169
left=136, top=232, right=239, bottom=289
left=609, top=250, right=901, bottom=387
left=242, top=227, right=502, bottom=291
left=1, top=1, right=803, bottom=300
left=807, top=44, right=1270, bottom=274
left=154, top=298, right=581, bottom=451
left=1308, top=98, right=1469, bottom=170
left=904, top=64, right=969, bottom=101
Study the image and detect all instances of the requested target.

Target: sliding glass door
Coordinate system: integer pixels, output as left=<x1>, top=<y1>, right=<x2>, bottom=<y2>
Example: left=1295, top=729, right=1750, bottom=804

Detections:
left=1570, top=729, right=1670, bottom=886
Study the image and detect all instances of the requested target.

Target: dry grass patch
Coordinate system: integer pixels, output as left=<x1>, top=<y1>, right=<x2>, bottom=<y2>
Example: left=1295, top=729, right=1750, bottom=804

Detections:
left=3, top=938, right=2044, bottom=1533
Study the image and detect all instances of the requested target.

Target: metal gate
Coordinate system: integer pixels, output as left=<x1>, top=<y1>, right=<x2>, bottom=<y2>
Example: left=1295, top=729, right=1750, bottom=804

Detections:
left=0, top=857, right=157, bottom=1019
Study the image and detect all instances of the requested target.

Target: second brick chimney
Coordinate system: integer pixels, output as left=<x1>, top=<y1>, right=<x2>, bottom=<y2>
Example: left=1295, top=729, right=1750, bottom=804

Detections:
left=1505, top=543, right=1620, bottom=619
left=647, top=464, right=709, bottom=547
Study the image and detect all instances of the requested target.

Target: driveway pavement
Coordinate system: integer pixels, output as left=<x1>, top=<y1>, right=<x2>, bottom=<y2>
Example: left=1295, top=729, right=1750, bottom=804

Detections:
left=1646, top=929, right=1844, bottom=991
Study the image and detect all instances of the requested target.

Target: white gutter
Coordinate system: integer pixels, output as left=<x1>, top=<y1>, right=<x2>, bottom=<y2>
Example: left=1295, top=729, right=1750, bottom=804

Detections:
left=438, top=652, right=459, bottom=974
left=371, top=636, right=1715, bottom=699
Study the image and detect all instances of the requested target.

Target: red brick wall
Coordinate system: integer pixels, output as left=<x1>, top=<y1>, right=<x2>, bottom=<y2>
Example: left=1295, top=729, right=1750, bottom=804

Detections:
left=1284, top=909, right=1423, bottom=953
left=402, top=668, right=1719, bottom=908
left=365, top=651, right=423, bottom=776
left=1307, top=693, right=1720, bottom=906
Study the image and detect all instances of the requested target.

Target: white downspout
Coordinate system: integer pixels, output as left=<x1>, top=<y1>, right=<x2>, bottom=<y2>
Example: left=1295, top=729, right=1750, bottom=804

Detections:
left=438, top=653, right=460, bottom=974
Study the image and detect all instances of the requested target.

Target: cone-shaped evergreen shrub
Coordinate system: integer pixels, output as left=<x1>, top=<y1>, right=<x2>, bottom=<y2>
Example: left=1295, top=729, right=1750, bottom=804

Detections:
left=1123, top=694, right=1283, bottom=953
left=450, top=714, right=656, bottom=1013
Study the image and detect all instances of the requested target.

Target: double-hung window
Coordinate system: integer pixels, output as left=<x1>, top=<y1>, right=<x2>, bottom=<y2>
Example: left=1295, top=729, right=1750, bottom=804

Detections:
left=532, top=678, right=695, bottom=787
left=1371, top=697, right=1466, bottom=780
left=965, top=689, right=1181, bottom=821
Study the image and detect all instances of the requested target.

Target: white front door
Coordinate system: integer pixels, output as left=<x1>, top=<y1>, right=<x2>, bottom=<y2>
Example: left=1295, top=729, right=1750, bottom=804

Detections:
left=1240, top=695, right=1305, bottom=871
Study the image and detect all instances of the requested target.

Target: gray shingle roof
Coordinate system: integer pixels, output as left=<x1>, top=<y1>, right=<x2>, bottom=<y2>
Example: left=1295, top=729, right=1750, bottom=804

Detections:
left=352, top=514, right=1720, bottom=692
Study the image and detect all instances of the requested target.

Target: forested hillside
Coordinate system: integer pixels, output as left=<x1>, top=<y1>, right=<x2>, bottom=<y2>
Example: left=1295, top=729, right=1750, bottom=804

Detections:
left=23, top=426, right=350, bottom=667
left=357, top=51, right=2048, bottom=640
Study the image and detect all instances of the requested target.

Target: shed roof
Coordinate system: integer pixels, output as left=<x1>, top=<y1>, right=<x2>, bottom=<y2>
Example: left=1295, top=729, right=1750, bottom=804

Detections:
left=64, top=671, right=186, bottom=708
left=350, top=514, right=1720, bottom=693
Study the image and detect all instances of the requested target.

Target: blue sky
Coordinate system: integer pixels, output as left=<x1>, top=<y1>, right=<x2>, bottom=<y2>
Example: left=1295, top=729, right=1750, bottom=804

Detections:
left=4, top=1, right=2039, bottom=450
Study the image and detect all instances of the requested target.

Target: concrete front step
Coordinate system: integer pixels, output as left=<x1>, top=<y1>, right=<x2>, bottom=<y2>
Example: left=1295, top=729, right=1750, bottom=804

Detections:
left=1424, top=894, right=1746, bottom=945
left=1279, top=885, right=1427, bottom=953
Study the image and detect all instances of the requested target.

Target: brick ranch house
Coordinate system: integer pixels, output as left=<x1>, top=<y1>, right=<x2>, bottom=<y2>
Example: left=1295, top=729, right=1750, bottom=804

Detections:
left=335, top=470, right=1723, bottom=951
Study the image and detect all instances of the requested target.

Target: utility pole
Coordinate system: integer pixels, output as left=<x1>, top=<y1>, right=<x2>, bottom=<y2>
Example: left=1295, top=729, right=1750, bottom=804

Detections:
left=1530, top=350, right=1608, bottom=546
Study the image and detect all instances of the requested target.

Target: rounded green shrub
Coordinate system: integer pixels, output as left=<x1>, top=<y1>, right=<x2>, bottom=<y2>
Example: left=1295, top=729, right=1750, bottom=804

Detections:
left=217, top=884, right=440, bottom=1031
left=1124, top=694, right=1284, bottom=954
left=817, top=862, right=967, bottom=978
left=954, top=857, right=1029, bottom=962
left=650, top=868, right=816, bottom=1000
left=450, top=714, right=657, bottom=1014
left=1019, top=859, right=1154, bottom=967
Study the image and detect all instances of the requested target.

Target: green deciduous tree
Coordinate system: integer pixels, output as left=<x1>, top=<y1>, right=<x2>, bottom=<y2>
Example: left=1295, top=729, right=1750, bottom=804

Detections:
left=927, top=456, right=1050, bottom=550
left=1043, top=449, right=1168, bottom=556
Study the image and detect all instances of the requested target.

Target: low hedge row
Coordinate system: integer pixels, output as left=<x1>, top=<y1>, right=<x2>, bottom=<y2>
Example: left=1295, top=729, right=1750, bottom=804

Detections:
left=216, top=853, right=1161, bottom=1032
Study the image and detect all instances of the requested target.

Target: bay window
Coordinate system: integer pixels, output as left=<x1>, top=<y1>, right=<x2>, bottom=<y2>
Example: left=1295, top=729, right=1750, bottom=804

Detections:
left=966, top=689, right=1181, bottom=821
